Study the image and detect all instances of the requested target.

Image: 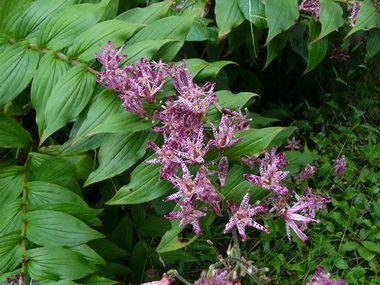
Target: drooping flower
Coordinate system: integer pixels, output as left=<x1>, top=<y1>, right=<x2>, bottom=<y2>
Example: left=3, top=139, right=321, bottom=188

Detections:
left=224, top=192, right=269, bottom=241
left=330, top=46, right=350, bottom=62
left=165, top=199, right=206, bottom=234
left=6, top=275, right=32, bottom=285
left=140, top=273, right=174, bottom=285
left=333, top=155, right=346, bottom=178
left=218, top=157, right=228, bottom=187
left=285, top=137, right=301, bottom=151
left=307, top=266, right=347, bottom=285
left=299, top=0, right=320, bottom=21
left=210, top=114, right=243, bottom=150
left=296, top=187, right=331, bottom=220
left=299, top=163, right=318, bottom=182
left=194, top=270, right=241, bottom=285
left=284, top=201, right=320, bottom=241
left=349, top=2, right=360, bottom=27
left=240, top=155, right=257, bottom=170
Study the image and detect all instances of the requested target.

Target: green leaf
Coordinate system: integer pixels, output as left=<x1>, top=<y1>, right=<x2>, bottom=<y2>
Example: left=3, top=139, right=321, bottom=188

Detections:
left=314, top=0, right=344, bottom=42
left=365, top=29, right=380, bottom=60
left=31, top=51, right=70, bottom=136
left=116, top=0, right=171, bottom=24
left=67, top=20, right=142, bottom=62
left=264, top=33, right=288, bottom=69
left=215, top=0, right=245, bottom=39
left=41, top=63, right=95, bottom=143
left=222, top=165, right=268, bottom=202
left=362, top=241, right=380, bottom=253
left=238, top=0, right=267, bottom=28
left=88, top=111, right=156, bottom=136
left=185, top=59, right=235, bottom=80
left=0, top=42, right=39, bottom=106
left=25, top=210, right=104, bottom=247
left=88, top=239, right=128, bottom=261
left=222, top=127, right=284, bottom=162
left=186, top=18, right=218, bottom=42
left=0, top=200, right=23, bottom=234
left=0, top=231, right=23, bottom=274
left=346, top=0, right=380, bottom=38
left=157, top=219, right=197, bottom=253
left=136, top=216, right=171, bottom=237
left=284, top=149, right=318, bottom=175
left=84, top=132, right=149, bottom=186
left=124, top=39, right=179, bottom=63
left=81, top=274, right=117, bottom=285
left=304, top=18, right=328, bottom=74
left=208, top=90, right=258, bottom=121
left=11, top=0, right=74, bottom=40
left=127, top=15, right=194, bottom=46
left=37, top=1, right=108, bottom=49
left=357, top=246, right=375, bottom=261
left=0, top=0, right=31, bottom=30
left=62, top=90, right=123, bottom=152
left=27, top=181, right=87, bottom=209
left=71, top=244, right=105, bottom=265
left=263, top=0, right=299, bottom=45
left=26, top=247, right=97, bottom=280
left=0, top=113, right=32, bottom=148
left=341, top=241, right=359, bottom=251
left=0, top=166, right=24, bottom=205
left=107, top=162, right=172, bottom=205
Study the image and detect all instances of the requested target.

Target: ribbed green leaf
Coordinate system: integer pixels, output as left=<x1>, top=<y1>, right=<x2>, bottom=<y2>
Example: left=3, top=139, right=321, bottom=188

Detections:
left=107, top=163, right=171, bottom=205
left=215, top=0, right=245, bottom=39
left=222, top=127, right=284, bottom=162
left=0, top=231, right=23, bottom=274
left=238, top=0, right=267, bottom=28
left=0, top=200, right=23, bottom=234
left=27, top=181, right=87, bottom=209
left=208, top=90, right=258, bottom=121
left=264, top=32, right=288, bottom=69
left=11, top=0, right=74, bottom=40
left=88, top=112, right=156, bottom=136
left=31, top=51, right=70, bottom=136
left=304, top=18, right=328, bottom=74
left=315, top=0, right=344, bottom=41
left=366, top=29, right=380, bottom=60
left=85, top=132, right=149, bottom=186
left=0, top=113, right=32, bottom=148
left=81, top=274, right=117, bottom=285
left=71, top=245, right=105, bottom=265
left=62, top=90, right=122, bottom=153
left=0, top=0, right=30, bottom=30
left=68, top=20, right=142, bottom=62
left=116, top=0, right=171, bottom=24
left=26, top=247, right=97, bottom=280
left=263, top=0, right=299, bottom=45
left=37, top=1, right=109, bottom=49
left=25, top=210, right=104, bottom=247
left=127, top=15, right=194, bottom=46
left=42, top=63, right=95, bottom=143
left=0, top=166, right=24, bottom=205
left=346, top=0, right=380, bottom=38
left=0, top=42, right=39, bottom=106
left=185, top=59, right=235, bottom=80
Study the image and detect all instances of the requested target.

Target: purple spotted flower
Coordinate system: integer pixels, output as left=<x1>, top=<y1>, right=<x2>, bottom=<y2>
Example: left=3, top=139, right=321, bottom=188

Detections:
left=194, top=270, right=241, bottom=285
left=240, top=155, right=257, bottom=170
left=299, top=0, right=320, bottom=21
left=349, top=2, right=360, bottom=27
left=299, top=163, right=318, bottom=182
left=140, top=273, right=174, bottom=285
left=165, top=199, right=206, bottom=234
left=285, top=137, right=301, bottom=151
left=376, top=0, right=380, bottom=12
left=333, top=155, right=346, bottom=178
left=224, top=192, right=269, bottom=241
left=244, top=148, right=289, bottom=195
left=307, top=266, right=347, bottom=285
left=210, top=114, right=243, bottom=150
left=7, top=275, right=32, bottom=285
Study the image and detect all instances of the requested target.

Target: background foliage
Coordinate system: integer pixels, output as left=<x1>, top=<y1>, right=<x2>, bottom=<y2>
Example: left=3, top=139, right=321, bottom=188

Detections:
left=0, top=0, right=379, bottom=284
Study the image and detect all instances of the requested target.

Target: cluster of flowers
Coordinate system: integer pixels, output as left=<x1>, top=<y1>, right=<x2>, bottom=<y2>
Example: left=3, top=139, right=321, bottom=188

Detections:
left=299, top=0, right=380, bottom=26
left=97, top=42, right=347, bottom=284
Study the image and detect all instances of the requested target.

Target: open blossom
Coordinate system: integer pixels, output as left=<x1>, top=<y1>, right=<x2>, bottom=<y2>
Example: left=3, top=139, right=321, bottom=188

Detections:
left=165, top=199, right=206, bottom=234
left=299, top=163, right=317, bottom=182
left=194, top=270, right=241, bottom=285
left=284, top=201, right=320, bottom=241
left=297, top=187, right=331, bottom=219
left=307, top=266, right=347, bottom=285
left=244, top=148, right=289, bottom=195
left=285, top=137, right=301, bottom=151
left=210, top=114, right=243, bottom=150
left=7, top=275, right=32, bottom=285
left=299, top=0, right=320, bottom=21
left=224, top=192, right=269, bottom=241
left=333, top=155, right=346, bottom=178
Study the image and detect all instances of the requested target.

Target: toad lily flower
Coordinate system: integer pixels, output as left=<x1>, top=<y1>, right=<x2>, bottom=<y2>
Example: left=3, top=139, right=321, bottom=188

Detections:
left=224, top=192, right=269, bottom=241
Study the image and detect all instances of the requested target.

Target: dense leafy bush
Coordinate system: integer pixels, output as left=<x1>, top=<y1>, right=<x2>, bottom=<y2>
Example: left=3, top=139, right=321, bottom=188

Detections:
left=0, top=0, right=379, bottom=284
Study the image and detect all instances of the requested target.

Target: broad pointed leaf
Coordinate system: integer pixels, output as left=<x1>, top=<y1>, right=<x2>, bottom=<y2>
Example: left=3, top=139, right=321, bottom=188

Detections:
left=215, top=0, right=245, bottom=39
left=0, top=113, right=31, bottom=148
